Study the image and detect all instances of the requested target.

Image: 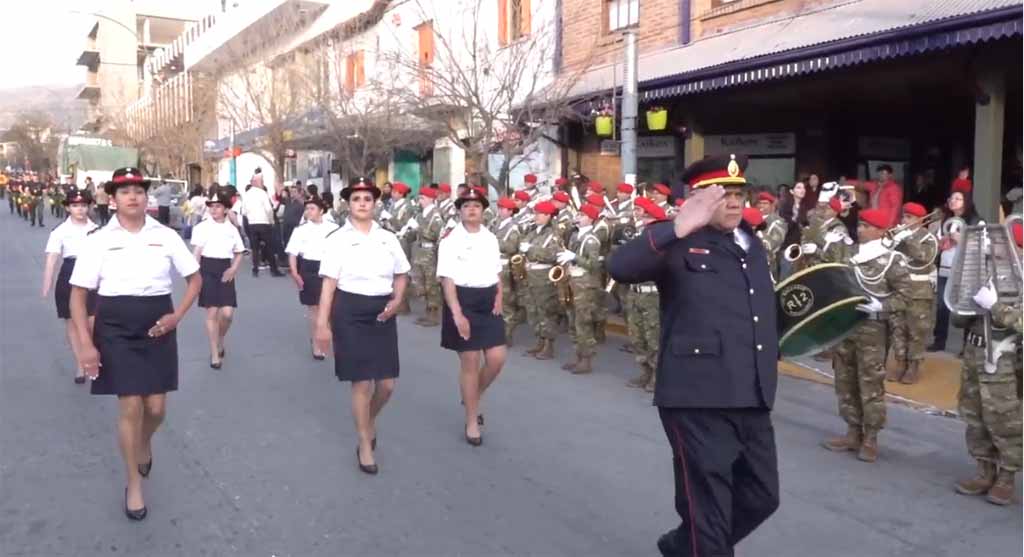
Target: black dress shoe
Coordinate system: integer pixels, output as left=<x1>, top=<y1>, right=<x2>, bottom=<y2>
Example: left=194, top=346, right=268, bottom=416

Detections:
left=138, top=457, right=153, bottom=478
left=74, top=376, right=86, bottom=384
left=356, top=446, right=378, bottom=475
left=124, top=488, right=147, bottom=521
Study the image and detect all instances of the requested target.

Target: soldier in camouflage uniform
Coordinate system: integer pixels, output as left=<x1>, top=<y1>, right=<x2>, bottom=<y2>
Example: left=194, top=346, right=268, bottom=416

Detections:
left=557, top=203, right=604, bottom=374
left=887, top=202, right=939, bottom=384
left=491, top=196, right=525, bottom=343
left=623, top=198, right=667, bottom=392
left=409, top=187, right=445, bottom=326
left=387, top=182, right=416, bottom=313
left=953, top=223, right=1022, bottom=506
left=521, top=201, right=562, bottom=360
left=821, top=208, right=912, bottom=463
left=650, top=183, right=675, bottom=218
left=587, top=193, right=614, bottom=344
left=437, top=183, right=456, bottom=224
left=551, top=191, right=575, bottom=244
left=756, top=191, right=788, bottom=282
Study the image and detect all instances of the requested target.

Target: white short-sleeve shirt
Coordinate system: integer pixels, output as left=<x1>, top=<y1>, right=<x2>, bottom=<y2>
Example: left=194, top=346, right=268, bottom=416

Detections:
left=70, top=215, right=201, bottom=296
left=285, top=220, right=339, bottom=261
left=319, top=220, right=411, bottom=296
left=191, top=218, right=245, bottom=259
left=45, top=218, right=99, bottom=258
left=436, top=223, right=501, bottom=288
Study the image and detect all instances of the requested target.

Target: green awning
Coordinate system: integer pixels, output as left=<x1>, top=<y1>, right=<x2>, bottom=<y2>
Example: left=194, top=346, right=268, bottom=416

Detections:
left=64, top=145, right=138, bottom=173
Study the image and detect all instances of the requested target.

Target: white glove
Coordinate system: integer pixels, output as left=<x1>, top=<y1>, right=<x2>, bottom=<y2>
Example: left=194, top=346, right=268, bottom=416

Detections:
left=556, top=250, right=576, bottom=265
left=800, top=242, right=818, bottom=255
left=891, top=228, right=913, bottom=244
left=823, top=230, right=846, bottom=245
left=856, top=296, right=884, bottom=314
left=406, top=218, right=419, bottom=231
left=973, top=281, right=998, bottom=310
left=619, top=217, right=629, bottom=224
left=380, top=210, right=393, bottom=221
left=519, top=242, right=532, bottom=253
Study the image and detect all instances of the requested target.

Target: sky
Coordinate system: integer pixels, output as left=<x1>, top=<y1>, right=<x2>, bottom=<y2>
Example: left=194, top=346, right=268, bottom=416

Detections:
left=2, top=0, right=221, bottom=90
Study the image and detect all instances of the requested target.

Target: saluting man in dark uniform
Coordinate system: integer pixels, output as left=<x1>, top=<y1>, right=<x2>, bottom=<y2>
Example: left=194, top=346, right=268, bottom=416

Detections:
left=608, top=154, right=780, bottom=557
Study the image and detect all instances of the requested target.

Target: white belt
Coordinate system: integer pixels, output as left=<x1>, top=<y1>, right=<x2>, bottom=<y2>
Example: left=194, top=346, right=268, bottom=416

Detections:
left=499, top=257, right=509, bottom=264
left=527, top=263, right=552, bottom=270
left=420, top=242, right=435, bottom=249
left=910, top=272, right=936, bottom=282
left=569, top=268, right=587, bottom=278
left=632, top=284, right=657, bottom=294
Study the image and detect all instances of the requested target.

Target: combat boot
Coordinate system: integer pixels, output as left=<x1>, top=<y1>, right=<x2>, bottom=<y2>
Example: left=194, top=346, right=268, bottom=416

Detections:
left=822, top=426, right=862, bottom=452
left=886, top=360, right=906, bottom=382
left=644, top=372, right=656, bottom=393
left=524, top=337, right=545, bottom=356
left=570, top=356, right=592, bottom=375
left=626, top=364, right=653, bottom=388
left=535, top=339, right=555, bottom=360
left=985, top=469, right=1016, bottom=506
left=900, top=360, right=921, bottom=385
left=955, top=460, right=997, bottom=496
left=595, top=326, right=606, bottom=344
left=857, top=430, right=879, bottom=462
left=561, top=353, right=581, bottom=372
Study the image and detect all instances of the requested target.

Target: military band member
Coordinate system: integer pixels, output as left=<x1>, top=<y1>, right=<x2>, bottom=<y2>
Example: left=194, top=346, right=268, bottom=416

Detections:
left=491, top=197, right=525, bottom=343
left=437, top=183, right=456, bottom=223
left=409, top=187, right=445, bottom=326
left=821, top=208, right=913, bottom=463
left=477, top=186, right=497, bottom=225
left=614, top=182, right=635, bottom=217
left=388, top=182, right=415, bottom=313
left=953, top=222, right=1022, bottom=506
left=513, top=189, right=533, bottom=229
left=190, top=189, right=245, bottom=369
left=587, top=193, right=614, bottom=342
left=649, top=183, right=673, bottom=217
left=556, top=203, right=604, bottom=374
left=887, top=202, right=939, bottom=384
left=586, top=180, right=605, bottom=200
left=0, top=171, right=7, bottom=199
left=623, top=198, right=667, bottom=393
left=28, top=178, right=45, bottom=227
left=315, top=179, right=411, bottom=476
left=437, top=188, right=507, bottom=446
left=41, top=187, right=99, bottom=384
left=7, top=177, right=17, bottom=214
left=70, top=167, right=203, bottom=521
left=521, top=201, right=562, bottom=360
left=756, top=192, right=788, bottom=281
left=608, top=155, right=780, bottom=557
left=551, top=190, right=574, bottom=242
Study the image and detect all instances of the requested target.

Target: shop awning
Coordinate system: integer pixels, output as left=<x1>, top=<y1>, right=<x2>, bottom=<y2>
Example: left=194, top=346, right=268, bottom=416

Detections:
left=570, top=0, right=1022, bottom=103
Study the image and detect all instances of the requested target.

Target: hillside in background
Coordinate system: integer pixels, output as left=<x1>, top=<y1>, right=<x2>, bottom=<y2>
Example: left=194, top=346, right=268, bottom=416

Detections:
left=0, top=84, right=88, bottom=130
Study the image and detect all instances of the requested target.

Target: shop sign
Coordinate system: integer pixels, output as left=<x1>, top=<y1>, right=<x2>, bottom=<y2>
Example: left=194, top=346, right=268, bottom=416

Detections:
left=637, top=136, right=677, bottom=158
left=705, top=133, right=796, bottom=156
left=857, top=136, right=911, bottom=159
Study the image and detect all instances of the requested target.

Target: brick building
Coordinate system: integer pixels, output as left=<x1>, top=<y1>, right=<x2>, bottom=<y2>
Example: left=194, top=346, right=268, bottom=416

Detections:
left=558, top=0, right=1022, bottom=219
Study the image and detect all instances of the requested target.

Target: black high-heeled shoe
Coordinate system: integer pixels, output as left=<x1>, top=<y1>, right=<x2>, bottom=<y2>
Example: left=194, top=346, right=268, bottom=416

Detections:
left=124, top=488, right=147, bottom=521
left=210, top=360, right=222, bottom=369
left=356, top=446, right=378, bottom=475
left=465, top=428, right=483, bottom=447
left=74, top=376, right=86, bottom=384
left=138, top=456, right=153, bottom=478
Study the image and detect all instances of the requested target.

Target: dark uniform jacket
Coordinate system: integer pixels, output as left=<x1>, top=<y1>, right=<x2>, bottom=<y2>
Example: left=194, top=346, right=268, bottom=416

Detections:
left=607, top=221, right=779, bottom=409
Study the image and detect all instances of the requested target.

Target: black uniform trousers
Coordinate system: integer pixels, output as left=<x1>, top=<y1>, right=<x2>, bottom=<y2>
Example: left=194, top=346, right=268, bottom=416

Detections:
left=158, top=205, right=171, bottom=225
left=247, top=223, right=279, bottom=272
left=657, top=407, right=779, bottom=557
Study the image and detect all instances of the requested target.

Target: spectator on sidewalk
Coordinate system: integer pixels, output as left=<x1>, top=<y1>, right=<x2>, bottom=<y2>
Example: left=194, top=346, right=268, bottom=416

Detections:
left=858, top=164, right=903, bottom=228
left=240, top=175, right=283, bottom=277
left=153, top=181, right=174, bottom=226
left=931, top=180, right=979, bottom=352
left=281, top=187, right=305, bottom=249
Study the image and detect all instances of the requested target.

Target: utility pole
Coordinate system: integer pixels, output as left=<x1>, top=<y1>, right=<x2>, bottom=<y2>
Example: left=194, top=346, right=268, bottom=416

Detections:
left=620, top=31, right=638, bottom=185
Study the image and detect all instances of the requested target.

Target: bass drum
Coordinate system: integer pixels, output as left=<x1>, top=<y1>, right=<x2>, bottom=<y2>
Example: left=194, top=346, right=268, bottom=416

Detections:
left=776, top=263, right=868, bottom=358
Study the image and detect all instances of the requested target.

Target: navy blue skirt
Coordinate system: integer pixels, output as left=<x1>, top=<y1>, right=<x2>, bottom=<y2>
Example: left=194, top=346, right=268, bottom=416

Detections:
left=54, top=257, right=96, bottom=319
left=297, top=257, right=323, bottom=306
left=441, top=284, right=506, bottom=352
left=198, top=256, right=237, bottom=308
left=331, top=290, right=399, bottom=382
left=91, top=295, right=177, bottom=396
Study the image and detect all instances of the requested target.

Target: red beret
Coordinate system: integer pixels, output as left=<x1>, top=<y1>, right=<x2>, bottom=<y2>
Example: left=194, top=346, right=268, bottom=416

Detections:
left=420, top=187, right=438, bottom=199
left=438, top=183, right=452, bottom=193
left=552, top=191, right=570, bottom=203
left=829, top=196, right=843, bottom=213
left=951, top=178, right=972, bottom=195
left=588, top=181, right=604, bottom=193
left=514, top=190, right=531, bottom=202
left=554, top=177, right=568, bottom=186
left=580, top=203, right=600, bottom=221
left=652, top=183, right=671, bottom=196
left=757, top=192, right=777, bottom=204
left=675, top=198, right=686, bottom=207
left=585, top=193, right=606, bottom=207
left=742, top=207, right=764, bottom=228
left=902, top=202, right=927, bottom=217
left=1013, top=222, right=1023, bottom=248
left=859, top=208, right=889, bottom=229
left=524, top=174, right=537, bottom=184
left=496, top=196, right=517, bottom=210
left=533, top=201, right=558, bottom=215
left=617, top=183, right=634, bottom=194
left=635, top=197, right=665, bottom=219
left=392, top=182, right=410, bottom=195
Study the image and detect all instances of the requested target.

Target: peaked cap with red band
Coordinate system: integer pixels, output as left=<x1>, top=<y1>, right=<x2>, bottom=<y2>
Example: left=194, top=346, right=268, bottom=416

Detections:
left=678, top=154, right=748, bottom=197
left=340, top=176, right=381, bottom=201
left=104, top=167, right=151, bottom=195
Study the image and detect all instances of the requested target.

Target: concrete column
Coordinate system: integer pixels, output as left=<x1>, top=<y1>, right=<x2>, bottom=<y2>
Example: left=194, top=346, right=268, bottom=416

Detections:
left=972, top=67, right=1005, bottom=222
left=683, top=118, right=704, bottom=167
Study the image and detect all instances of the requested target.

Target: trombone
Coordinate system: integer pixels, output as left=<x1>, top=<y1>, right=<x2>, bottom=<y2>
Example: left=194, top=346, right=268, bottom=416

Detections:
left=881, top=210, right=943, bottom=248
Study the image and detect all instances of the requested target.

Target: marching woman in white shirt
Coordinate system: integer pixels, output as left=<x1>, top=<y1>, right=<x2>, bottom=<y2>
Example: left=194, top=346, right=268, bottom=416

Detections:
left=40, top=187, right=99, bottom=384
left=436, top=188, right=507, bottom=446
left=69, top=167, right=202, bottom=521
left=286, top=195, right=339, bottom=360
left=315, top=178, right=410, bottom=475
left=190, top=188, right=245, bottom=369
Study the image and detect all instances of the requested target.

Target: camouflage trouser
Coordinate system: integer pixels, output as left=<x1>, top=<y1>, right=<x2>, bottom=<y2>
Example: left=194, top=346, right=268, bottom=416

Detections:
left=525, top=268, right=559, bottom=340
left=568, top=275, right=602, bottom=357
left=958, top=340, right=1022, bottom=471
left=410, top=247, right=441, bottom=312
left=832, top=319, right=888, bottom=432
left=625, top=288, right=660, bottom=369
left=499, top=265, right=526, bottom=331
left=593, top=268, right=608, bottom=326
left=890, top=297, right=936, bottom=363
